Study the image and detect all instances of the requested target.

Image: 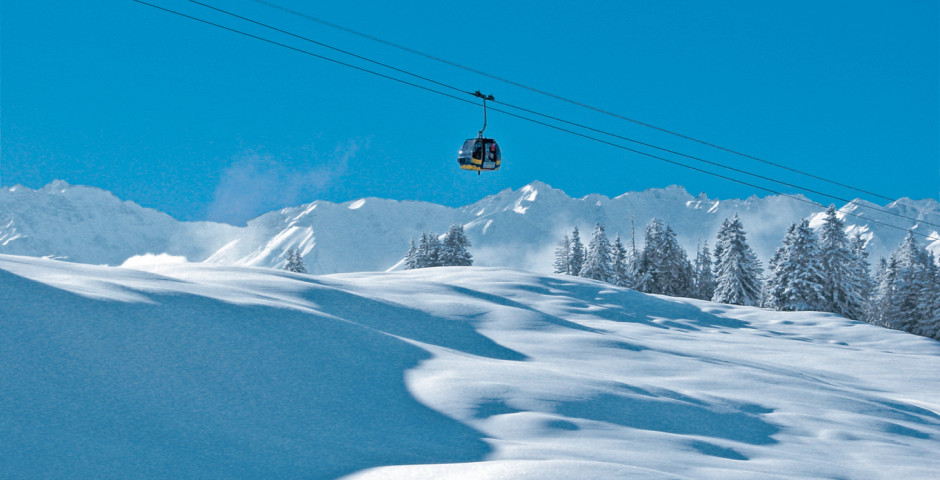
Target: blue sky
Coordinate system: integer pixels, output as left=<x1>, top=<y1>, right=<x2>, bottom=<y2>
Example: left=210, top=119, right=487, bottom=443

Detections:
left=3, top=0, right=938, bottom=224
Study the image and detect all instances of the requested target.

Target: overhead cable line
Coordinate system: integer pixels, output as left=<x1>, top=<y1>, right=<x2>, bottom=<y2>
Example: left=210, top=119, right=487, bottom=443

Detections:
left=247, top=0, right=899, bottom=204
left=188, top=0, right=471, bottom=99
left=181, top=0, right=940, bottom=232
left=133, top=0, right=935, bottom=239
left=130, top=0, right=475, bottom=105
left=482, top=103, right=937, bottom=240
left=490, top=97, right=940, bottom=228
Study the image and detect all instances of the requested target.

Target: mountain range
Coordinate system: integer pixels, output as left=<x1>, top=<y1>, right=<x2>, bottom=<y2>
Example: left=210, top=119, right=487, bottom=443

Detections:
left=2, top=180, right=938, bottom=273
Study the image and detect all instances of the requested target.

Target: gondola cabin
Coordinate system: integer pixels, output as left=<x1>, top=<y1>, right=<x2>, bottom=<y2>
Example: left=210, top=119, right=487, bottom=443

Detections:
left=457, top=138, right=501, bottom=173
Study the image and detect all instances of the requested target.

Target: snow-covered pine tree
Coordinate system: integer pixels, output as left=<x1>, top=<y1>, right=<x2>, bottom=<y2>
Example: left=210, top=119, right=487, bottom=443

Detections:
left=712, top=215, right=763, bottom=306
left=849, top=232, right=874, bottom=321
left=569, top=227, right=586, bottom=276
left=759, top=273, right=772, bottom=308
left=415, top=232, right=432, bottom=268
left=637, top=219, right=693, bottom=297
left=441, top=224, right=473, bottom=266
left=661, top=225, right=694, bottom=297
left=871, top=231, right=933, bottom=337
left=870, top=256, right=896, bottom=327
left=426, top=232, right=443, bottom=267
left=767, top=220, right=825, bottom=311
left=818, top=206, right=867, bottom=320
left=915, top=253, right=940, bottom=340
left=692, top=241, right=716, bottom=301
left=627, top=219, right=644, bottom=289
left=636, top=219, right=666, bottom=294
left=553, top=234, right=573, bottom=275
left=580, top=223, right=613, bottom=282
left=404, top=238, right=419, bottom=270
left=284, top=248, right=308, bottom=274
left=611, top=234, right=633, bottom=288
left=413, top=232, right=443, bottom=268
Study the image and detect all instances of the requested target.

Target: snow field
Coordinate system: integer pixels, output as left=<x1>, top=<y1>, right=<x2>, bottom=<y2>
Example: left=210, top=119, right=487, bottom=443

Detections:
left=2, top=256, right=939, bottom=479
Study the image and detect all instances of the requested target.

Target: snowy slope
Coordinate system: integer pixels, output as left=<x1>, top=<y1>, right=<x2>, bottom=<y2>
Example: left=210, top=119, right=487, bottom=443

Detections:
left=204, top=197, right=458, bottom=273
left=2, top=181, right=938, bottom=272
left=0, top=181, right=240, bottom=264
left=2, top=254, right=938, bottom=479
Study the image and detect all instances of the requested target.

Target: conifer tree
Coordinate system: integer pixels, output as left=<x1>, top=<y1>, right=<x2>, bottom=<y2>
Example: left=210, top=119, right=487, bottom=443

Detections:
left=404, top=239, right=419, bottom=270
left=406, top=231, right=456, bottom=269
left=553, top=234, right=572, bottom=274
left=871, top=231, right=934, bottom=337
left=915, top=254, right=940, bottom=339
left=768, top=220, right=824, bottom=311
left=569, top=227, right=586, bottom=276
left=611, top=234, right=633, bottom=288
left=661, top=225, right=694, bottom=297
left=414, top=232, right=443, bottom=268
left=416, top=232, right=432, bottom=268
left=580, top=223, right=613, bottom=282
left=441, top=224, right=473, bottom=266
left=922, top=258, right=940, bottom=340
left=848, top=232, right=874, bottom=321
left=712, top=215, right=763, bottom=306
left=870, top=256, right=896, bottom=327
left=636, top=219, right=666, bottom=293
left=284, top=248, right=308, bottom=274
left=426, top=232, right=443, bottom=267
left=692, top=241, right=716, bottom=301
left=637, top=219, right=693, bottom=296
left=818, top=206, right=867, bottom=319
left=627, top=219, right=643, bottom=288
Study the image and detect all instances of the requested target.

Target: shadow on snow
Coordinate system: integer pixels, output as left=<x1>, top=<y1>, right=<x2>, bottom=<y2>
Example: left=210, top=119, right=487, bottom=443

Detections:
left=0, top=269, right=491, bottom=480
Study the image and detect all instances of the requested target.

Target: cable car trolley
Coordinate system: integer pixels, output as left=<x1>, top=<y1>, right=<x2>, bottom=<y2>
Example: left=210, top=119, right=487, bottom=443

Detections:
left=458, top=91, right=501, bottom=174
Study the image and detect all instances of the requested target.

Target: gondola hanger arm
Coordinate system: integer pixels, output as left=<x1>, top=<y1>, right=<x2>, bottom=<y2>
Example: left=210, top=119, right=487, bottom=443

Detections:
left=474, top=91, right=495, bottom=137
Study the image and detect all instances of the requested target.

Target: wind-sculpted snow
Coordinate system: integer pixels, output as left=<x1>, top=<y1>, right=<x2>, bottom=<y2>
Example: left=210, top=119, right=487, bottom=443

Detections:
left=2, top=255, right=938, bottom=479
left=3, top=181, right=938, bottom=273
left=0, top=258, right=491, bottom=479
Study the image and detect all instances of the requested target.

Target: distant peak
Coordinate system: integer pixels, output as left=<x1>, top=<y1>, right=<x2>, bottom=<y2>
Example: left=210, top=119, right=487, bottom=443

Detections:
left=615, top=184, right=692, bottom=200
left=517, top=180, right=571, bottom=199
left=660, top=184, right=692, bottom=196
left=42, top=180, right=72, bottom=192
left=524, top=180, right=551, bottom=190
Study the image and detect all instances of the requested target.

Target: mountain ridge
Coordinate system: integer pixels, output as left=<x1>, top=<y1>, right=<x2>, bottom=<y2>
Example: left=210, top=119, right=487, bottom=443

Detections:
left=2, top=180, right=938, bottom=273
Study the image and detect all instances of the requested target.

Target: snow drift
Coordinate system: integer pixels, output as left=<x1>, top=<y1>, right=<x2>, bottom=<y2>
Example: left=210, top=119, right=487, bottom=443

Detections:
left=2, top=254, right=938, bottom=479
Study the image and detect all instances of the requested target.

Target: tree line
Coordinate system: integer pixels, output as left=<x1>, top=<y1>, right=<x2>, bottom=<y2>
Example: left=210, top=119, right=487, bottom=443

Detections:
left=553, top=207, right=940, bottom=341
left=285, top=224, right=473, bottom=275
left=403, top=224, right=473, bottom=269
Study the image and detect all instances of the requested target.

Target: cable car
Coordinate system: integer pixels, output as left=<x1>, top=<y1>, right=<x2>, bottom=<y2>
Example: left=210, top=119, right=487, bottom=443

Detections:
left=458, top=91, right=501, bottom=174
left=458, top=137, right=501, bottom=172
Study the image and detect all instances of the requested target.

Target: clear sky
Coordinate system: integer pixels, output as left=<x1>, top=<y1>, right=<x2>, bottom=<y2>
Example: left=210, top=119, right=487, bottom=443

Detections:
left=3, top=0, right=938, bottom=224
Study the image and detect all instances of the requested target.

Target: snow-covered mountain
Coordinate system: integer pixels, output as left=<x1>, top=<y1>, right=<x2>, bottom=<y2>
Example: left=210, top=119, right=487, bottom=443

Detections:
left=2, top=255, right=938, bottom=479
left=2, top=180, right=938, bottom=273
left=0, top=180, right=240, bottom=265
